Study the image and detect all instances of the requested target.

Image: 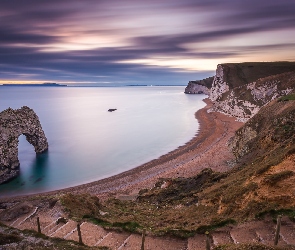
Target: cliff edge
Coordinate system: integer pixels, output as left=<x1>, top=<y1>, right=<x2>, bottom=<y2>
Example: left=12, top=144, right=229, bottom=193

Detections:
left=186, top=62, right=295, bottom=122
left=0, top=106, right=48, bottom=184
left=184, top=76, right=214, bottom=94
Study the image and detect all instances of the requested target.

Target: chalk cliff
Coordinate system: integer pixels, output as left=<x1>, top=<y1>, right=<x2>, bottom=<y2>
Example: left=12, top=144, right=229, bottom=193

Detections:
left=186, top=62, right=295, bottom=122
left=0, top=106, right=48, bottom=184
left=210, top=69, right=295, bottom=121
left=184, top=77, right=214, bottom=94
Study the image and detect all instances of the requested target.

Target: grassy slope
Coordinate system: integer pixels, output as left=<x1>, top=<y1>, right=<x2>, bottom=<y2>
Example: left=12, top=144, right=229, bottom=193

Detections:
left=220, top=62, right=295, bottom=89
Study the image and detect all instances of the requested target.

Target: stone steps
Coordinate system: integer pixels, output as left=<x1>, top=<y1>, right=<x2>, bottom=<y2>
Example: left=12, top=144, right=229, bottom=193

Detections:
left=11, top=207, right=39, bottom=230
left=279, top=217, right=295, bottom=245
left=212, top=227, right=233, bottom=246
left=2, top=204, right=295, bottom=250
left=50, top=219, right=77, bottom=238
left=117, top=234, right=141, bottom=250
left=254, top=220, right=276, bottom=246
left=38, top=208, right=65, bottom=227
left=95, top=231, right=130, bottom=249
left=44, top=220, right=66, bottom=236
left=80, top=222, right=109, bottom=246
left=8, top=206, right=38, bottom=228
left=66, top=221, right=108, bottom=246
left=187, top=234, right=207, bottom=250
left=144, top=236, right=187, bottom=250
left=229, top=223, right=259, bottom=244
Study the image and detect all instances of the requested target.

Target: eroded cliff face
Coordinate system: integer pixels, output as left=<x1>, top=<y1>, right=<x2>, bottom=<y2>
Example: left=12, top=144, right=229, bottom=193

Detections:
left=229, top=95, right=295, bottom=165
left=184, top=77, right=214, bottom=95
left=208, top=62, right=295, bottom=122
left=0, top=106, right=48, bottom=184
left=209, top=64, right=230, bottom=101
left=184, top=81, right=210, bottom=94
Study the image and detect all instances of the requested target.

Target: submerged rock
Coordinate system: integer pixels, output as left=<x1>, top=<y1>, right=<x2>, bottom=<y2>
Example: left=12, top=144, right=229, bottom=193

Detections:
left=0, top=106, right=48, bottom=184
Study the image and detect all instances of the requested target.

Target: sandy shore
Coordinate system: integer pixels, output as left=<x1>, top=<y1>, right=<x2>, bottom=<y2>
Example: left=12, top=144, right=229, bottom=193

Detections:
left=0, top=98, right=242, bottom=202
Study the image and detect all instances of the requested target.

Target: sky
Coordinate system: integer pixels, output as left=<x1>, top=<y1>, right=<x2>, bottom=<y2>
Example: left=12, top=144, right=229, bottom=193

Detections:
left=0, top=0, right=295, bottom=86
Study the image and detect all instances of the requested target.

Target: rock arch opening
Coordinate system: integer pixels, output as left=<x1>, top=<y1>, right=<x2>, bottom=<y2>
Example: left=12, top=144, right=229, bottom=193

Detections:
left=18, top=134, right=35, bottom=168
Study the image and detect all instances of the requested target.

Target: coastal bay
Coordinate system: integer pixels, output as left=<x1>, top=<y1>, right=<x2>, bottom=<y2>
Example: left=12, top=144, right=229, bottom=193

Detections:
left=0, top=86, right=206, bottom=197
left=0, top=98, right=242, bottom=201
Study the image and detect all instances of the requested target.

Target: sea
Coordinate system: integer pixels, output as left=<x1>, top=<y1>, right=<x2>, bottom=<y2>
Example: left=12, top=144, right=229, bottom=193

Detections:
left=0, top=86, right=206, bottom=197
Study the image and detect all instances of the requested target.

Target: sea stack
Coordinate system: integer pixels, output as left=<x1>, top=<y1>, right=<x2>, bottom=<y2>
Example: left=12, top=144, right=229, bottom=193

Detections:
left=0, top=106, right=48, bottom=184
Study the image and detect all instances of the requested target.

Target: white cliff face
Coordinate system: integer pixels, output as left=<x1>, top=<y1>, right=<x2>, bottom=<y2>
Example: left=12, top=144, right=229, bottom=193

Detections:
left=208, top=66, right=295, bottom=122
left=0, top=106, right=48, bottom=184
left=210, top=92, right=260, bottom=122
left=247, top=81, right=277, bottom=101
left=247, top=80, right=293, bottom=103
left=210, top=65, right=229, bottom=101
left=184, top=81, right=210, bottom=95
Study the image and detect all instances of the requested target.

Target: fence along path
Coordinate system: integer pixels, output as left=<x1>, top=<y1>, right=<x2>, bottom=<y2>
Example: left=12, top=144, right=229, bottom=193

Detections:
left=1, top=201, right=295, bottom=249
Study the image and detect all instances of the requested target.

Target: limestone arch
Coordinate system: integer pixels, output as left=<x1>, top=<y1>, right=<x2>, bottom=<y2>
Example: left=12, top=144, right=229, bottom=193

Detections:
left=0, top=106, right=48, bottom=184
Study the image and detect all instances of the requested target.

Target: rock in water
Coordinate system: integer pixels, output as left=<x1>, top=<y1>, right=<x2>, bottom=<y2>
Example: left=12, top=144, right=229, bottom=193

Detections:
left=108, top=109, right=117, bottom=112
left=0, top=106, right=48, bottom=184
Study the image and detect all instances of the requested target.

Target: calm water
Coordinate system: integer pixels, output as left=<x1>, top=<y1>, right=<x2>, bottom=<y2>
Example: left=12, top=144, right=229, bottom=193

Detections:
left=0, top=86, right=205, bottom=197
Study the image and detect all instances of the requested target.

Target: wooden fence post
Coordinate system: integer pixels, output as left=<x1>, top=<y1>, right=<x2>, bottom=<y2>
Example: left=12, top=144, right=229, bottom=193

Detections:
left=274, top=215, right=282, bottom=246
left=77, top=223, right=83, bottom=245
left=141, top=228, right=146, bottom=250
left=37, top=217, right=41, bottom=234
left=205, top=231, right=210, bottom=250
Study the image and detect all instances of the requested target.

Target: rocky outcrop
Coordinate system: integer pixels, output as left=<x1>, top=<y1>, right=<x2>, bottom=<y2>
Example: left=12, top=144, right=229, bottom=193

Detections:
left=210, top=65, right=295, bottom=122
left=108, top=108, right=117, bottom=112
left=229, top=95, right=295, bottom=161
left=185, top=62, right=295, bottom=122
left=0, top=106, right=48, bottom=184
left=184, top=77, right=214, bottom=94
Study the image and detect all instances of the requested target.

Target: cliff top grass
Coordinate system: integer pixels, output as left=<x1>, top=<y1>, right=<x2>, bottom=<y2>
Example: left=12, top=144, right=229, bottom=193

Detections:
left=218, top=61, right=295, bottom=89
left=279, top=93, right=295, bottom=101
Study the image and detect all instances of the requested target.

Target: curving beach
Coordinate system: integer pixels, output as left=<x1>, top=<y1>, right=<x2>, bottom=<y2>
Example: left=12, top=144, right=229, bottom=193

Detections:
left=0, top=98, right=242, bottom=202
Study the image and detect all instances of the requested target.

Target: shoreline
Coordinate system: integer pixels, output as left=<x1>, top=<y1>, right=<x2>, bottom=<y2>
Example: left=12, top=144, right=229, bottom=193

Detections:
left=0, top=98, right=242, bottom=202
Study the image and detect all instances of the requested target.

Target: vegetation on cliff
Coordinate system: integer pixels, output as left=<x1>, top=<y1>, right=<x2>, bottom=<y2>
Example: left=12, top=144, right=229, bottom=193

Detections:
left=213, top=62, right=295, bottom=89
left=209, top=63, right=295, bottom=121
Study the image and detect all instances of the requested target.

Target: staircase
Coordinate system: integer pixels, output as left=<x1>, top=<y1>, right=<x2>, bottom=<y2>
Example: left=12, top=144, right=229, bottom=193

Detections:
left=1, top=201, right=295, bottom=249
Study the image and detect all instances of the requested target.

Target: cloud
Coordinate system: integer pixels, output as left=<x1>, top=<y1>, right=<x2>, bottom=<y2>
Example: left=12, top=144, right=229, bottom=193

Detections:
left=0, top=0, right=294, bottom=84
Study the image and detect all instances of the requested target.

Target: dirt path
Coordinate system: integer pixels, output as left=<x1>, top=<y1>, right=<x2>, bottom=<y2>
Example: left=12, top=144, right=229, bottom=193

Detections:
left=1, top=201, right=293, bottom=249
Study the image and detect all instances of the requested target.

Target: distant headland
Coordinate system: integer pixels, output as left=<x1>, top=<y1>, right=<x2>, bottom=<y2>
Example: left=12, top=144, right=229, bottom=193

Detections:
left=1, top=83, right=67, bottom=87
